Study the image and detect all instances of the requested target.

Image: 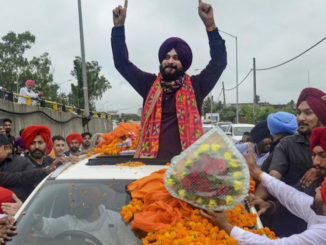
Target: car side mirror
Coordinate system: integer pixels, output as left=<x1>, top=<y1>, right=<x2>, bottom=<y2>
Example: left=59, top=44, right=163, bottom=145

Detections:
left=226, top=132, right=231, bottom=136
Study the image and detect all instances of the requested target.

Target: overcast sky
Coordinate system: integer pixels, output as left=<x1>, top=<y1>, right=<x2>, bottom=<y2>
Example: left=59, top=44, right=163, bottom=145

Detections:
left=1, top=0, right=325, bottom=113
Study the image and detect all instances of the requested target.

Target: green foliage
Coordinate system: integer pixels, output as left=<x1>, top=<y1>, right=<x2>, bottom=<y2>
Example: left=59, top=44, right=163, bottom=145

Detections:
left=202, top=97, right=223, bottom=115
left=69, top=57, right=111, bottom=110
left=239, top=105, right=253, bottom=123
left=0, top=31, right=59, bottom=100
left=219, top=106, right=236, bottom=122
left=256, top=106, right=277, bottom=122
left=120, top=113, right=141, bottom=122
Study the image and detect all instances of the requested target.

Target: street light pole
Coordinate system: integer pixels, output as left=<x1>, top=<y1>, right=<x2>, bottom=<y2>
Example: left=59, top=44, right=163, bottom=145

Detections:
left=77, top=0, right=90, bottom=117
left=219, top=30, right=239, bottom=123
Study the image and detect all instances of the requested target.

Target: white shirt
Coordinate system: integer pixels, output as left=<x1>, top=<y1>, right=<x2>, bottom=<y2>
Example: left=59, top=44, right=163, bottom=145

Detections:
left=230, top=173, right=326, bottom=245
left=41, top=204, right=141, bottom=245
left=17, top=87, right=39, bottom=104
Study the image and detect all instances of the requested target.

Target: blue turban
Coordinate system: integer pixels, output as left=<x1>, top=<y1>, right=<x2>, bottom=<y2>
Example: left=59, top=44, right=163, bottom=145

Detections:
left=158, top=37, right=193, bottom=71
left=250, top=120, right=270, bottom=143
left=267, top=112, right=297, bottom=136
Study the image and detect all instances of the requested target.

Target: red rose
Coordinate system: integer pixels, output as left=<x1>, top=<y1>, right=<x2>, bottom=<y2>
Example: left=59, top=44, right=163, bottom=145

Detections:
left=181, top=176, right=192, bottom=190
left=200, top=155, right=227, bottom=176
left=217, top=184, right=231, bottom=196
left=194, top=176, right=211, bottom=193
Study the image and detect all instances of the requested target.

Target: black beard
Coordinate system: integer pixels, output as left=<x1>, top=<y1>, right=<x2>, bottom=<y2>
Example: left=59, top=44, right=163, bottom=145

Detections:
left=30, top=149, right=46, bottom=159
left=298, top=120, right=322, bottom=136
left=70, top=146, right=80, bottom=153
left=256, top=141, right=270, bottom=154
left=310, top=198, right=324, bottom=215
left=159, top=65, right=184, bottom=82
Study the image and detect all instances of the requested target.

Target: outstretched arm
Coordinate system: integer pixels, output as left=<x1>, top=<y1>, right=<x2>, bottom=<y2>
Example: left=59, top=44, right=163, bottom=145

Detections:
left=113, top=0, right=128, bottom=27
left=198, top=0, right=216, bottom=31
left=191, top=0, right=227, bottom=98
left=111, top=0, right=156, bottom=98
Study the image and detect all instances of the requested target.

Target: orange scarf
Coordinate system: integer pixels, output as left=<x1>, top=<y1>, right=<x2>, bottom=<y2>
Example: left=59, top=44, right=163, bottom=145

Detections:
left=135, top=74, right=203, bottom=158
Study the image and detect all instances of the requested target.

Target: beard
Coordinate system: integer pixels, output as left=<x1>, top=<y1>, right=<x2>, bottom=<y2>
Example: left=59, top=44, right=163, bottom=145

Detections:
left=160, top=64, right=184, bottom=82
left=256, top=141, right=271, bottom=154
left=298, top=120, right=322, bottom=136
left=70, top=146, right=80, bottom=153
left=30, top=148, right=46, bottom=159
left=310, top=198, right=324, bottom=215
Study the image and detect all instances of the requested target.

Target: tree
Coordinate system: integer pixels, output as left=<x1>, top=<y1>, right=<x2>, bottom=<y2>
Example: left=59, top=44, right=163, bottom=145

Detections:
left=219, top=106, right=236, bottom=122
left=0, top=31, right=59, bottom=100
left=202, top=97, right=223, bottom=115
left=256, top=106, right=277, bottom=122
left=69, top=57, right=111, bottom=110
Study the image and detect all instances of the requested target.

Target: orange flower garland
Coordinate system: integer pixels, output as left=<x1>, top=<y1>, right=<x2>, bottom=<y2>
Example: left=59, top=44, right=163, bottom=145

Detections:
left=93, top=122, right=140, bottom=155
left=121, top=199, right=276, bottom=244
left=249, top=177, right=256, bottom=193
left=116, top=161, right=145, bottom=167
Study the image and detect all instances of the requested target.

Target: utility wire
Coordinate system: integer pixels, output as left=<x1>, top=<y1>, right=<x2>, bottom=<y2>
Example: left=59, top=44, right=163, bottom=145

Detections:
left=257, top=36, right=326, bottom=71
left=225, top=69, right=252, bottom=91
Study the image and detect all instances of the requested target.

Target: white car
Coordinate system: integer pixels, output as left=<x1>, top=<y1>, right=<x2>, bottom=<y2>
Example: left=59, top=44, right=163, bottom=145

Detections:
left=225, top=123, right=255, bottom=143
left=8, top=156, right=168, bottom=245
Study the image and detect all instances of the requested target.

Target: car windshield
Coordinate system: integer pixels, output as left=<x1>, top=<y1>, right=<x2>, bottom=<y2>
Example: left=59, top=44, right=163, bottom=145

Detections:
left=219, top=125, right=230, bottom=132
left=8, top=179, right=141, bottom=245
left=233, top=126, right=253, bottom=136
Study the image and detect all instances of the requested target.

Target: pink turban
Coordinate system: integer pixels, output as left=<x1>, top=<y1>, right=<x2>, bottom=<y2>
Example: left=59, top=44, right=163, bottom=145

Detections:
left=25, top=80, right=35, bottom=87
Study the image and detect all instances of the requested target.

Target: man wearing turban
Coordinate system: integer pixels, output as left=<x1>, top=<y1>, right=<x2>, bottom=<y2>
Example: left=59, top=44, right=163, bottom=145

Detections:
left=17, top=80, right=43, bottom=105
left=111, top=0, right=227, bottom=159
left=236, top=120, right=271, bottom=168
left=253, top=88, right=326, bottom=237
left=202, top=141, right=326, bottom=245
left=0, top=134, right=62, bottom=201
left=64, top=133, right=82, bottom=157
left=22, top=125, right=60, bottom=168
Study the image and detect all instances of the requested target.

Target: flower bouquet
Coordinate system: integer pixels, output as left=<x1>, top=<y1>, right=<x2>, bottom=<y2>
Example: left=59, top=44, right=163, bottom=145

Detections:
left=165, top=127, right=250, bottom=210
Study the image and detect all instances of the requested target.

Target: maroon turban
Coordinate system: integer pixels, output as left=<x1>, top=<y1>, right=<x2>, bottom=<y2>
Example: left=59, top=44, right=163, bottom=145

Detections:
left=0, top=187, right=14, bottom=214
left=22, top=125, right=53, bottom=154
left=297, top=88, right=326, bottom=125
left=66, top=133, right=82, bottom=146
left=158, top=37, right=192, bottom=71
left=310, top=127, right=326, bottom=153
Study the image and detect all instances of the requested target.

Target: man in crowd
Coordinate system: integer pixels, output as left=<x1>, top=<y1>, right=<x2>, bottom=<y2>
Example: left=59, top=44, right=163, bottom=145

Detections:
left=202, top=138, right=326, bottom=245
left=261, top=111, right=298, bottom=172
left=2, top=119, right=15, bottom=148
left=111, top=0, right=227, bottom=159
left=236, top=120, right=271, bottom=167
left=0, top=134, right=61, bottom=201
left=239, top=132, right=251, bottom=143
left=254, top=87, right=326, bottom=236
left=52, top=135, right=78, bottom=164
left=17, top=80, right=43, bottom=104
left=64, top=133, right=82, bottom=157
left=80, top=132, right=92, bottom=154
left=22, top=125, right=61, bottom=168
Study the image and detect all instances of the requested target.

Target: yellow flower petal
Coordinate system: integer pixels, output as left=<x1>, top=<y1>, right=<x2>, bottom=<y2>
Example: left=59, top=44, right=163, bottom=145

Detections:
left=211, top=144, right=221, bottom=152
left=167, top=178, right=175, bottom=187
left=178, top=189, right=186, bottom=198
left=198, top=144, right=210, bottom=153
left=224, top=152, right=232, bottom=160
left=208, top=199, right=217, bottom=206
left=233, top=180, right=242, bottom=191
left=229, top=160, right=238, bottom=168
left=233, top=171, right=243, bottom=178
left=226, top=195, right=234, bottom=205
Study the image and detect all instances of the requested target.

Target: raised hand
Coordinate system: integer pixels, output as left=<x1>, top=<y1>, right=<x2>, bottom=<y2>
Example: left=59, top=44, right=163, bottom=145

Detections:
left=243, top=143, right=263, bottom=181
left=246, top=193, right=273, bottom=216
left=198, top=0, right=215, bottom=29
left=113, top=0, right=128, bottom=26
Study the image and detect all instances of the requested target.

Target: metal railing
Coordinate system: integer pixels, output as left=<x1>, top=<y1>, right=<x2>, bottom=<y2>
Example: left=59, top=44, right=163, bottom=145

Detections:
left=0, top=90, right=112, bottom=120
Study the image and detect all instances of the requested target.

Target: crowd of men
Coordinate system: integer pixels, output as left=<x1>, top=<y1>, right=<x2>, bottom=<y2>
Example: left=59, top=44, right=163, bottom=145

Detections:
left=0, top=122, right=101, bottom=230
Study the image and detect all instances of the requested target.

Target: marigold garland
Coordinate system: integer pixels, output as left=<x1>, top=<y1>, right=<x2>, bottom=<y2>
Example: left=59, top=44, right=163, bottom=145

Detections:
left=116, top=161, right=145, bottom=167
left=121, top=200, right=277, bottom=244
left=93, top=122, right=140, bottom=155
left=249, top=177, right=256, bottom=193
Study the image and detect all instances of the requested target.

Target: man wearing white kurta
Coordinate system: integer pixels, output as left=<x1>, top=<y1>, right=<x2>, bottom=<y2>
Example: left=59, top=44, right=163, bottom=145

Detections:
left=202, top=143, right=326, bottom=245
left=17, top=80, right=42, bottom=104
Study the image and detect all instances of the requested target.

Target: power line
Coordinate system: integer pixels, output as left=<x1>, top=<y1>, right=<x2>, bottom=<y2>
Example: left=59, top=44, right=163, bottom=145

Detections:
left=257, top=36, right=326, bottom=71
left=225, top=69, right=252, bottom=91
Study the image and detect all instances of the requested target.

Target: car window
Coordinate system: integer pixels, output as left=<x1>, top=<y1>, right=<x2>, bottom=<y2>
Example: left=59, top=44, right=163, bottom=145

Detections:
left=8, top=180, right=141, bottom=245
left=234, top=127, right=253, bottom=136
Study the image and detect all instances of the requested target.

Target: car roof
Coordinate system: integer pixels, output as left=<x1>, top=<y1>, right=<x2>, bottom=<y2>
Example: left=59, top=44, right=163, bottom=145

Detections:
left=52, top=156, right=168, bottom=180
left=231, top=123, right=255, bottom=127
